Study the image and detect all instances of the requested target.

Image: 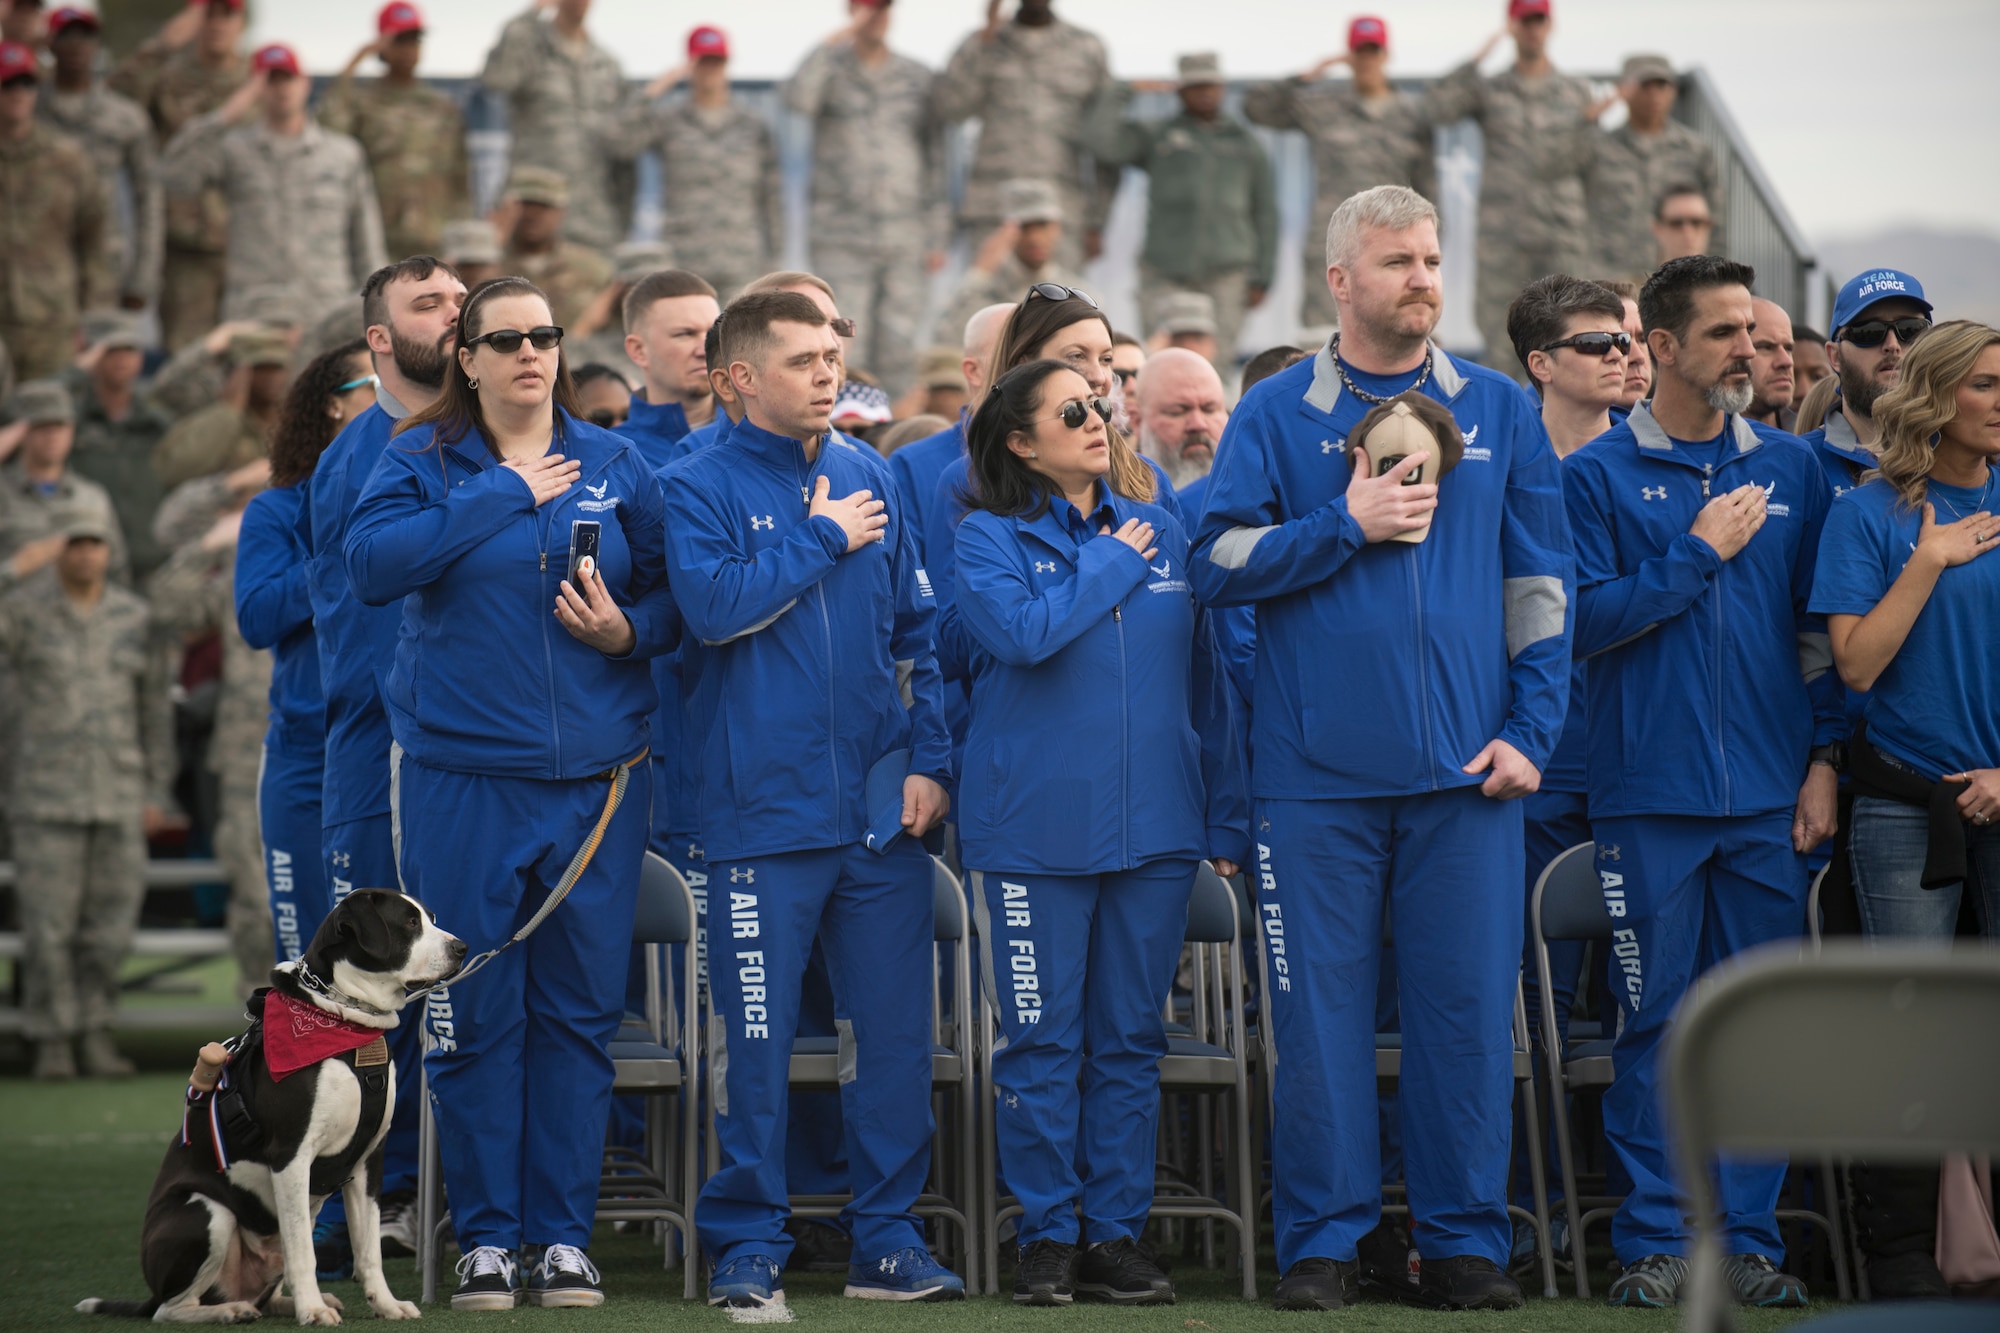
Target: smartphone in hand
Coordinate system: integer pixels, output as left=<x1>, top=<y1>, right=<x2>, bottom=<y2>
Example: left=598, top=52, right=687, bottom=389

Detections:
left=566, top=519, right=601, bottom=587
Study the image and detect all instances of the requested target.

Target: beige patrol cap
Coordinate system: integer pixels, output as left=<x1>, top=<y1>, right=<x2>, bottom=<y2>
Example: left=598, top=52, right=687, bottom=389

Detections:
left=1154, top=291, right=1219, bottom=338
left=507, top=166, right=570, bottom=208
left=229, top=329, right=292, bottom=368
left=10, top=379, right=75, bottom=425
left=1621, top=54, right=1675, bottom=83
left=1001, top=178, right=1064, bottom=225
left=1178, top=53, right=1224, bottom=86
left=440, top=218, right=502, bottom=266
left=918, top=346, right=965, bottom=391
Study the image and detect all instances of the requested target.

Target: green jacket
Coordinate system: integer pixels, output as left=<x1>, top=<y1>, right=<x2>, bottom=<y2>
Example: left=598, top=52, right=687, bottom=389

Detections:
left=1085, top=86, right=1276, bottom=287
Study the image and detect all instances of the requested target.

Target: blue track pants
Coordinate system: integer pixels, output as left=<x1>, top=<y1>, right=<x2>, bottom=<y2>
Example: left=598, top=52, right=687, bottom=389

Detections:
left=1257, top=788, right=1522, bottom=1270
left=399, top=754, right=648, bottom=1251
left=971, top=858, right=1197, bottom=1245
left=1591, top=811, right=1806, bottom=1263
left=697, top=840, right=934, bottom=1268
left=259, top=742, right=325, bottom=964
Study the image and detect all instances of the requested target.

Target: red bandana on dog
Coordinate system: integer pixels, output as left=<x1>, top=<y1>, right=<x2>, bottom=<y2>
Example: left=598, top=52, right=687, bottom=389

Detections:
left=263, top=989, right=390, bottom=1081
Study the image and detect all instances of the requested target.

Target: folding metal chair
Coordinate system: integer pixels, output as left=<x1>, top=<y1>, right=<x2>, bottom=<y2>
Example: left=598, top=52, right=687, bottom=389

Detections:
left=1667, top=942, right=2000, bottom=1333
left=762, top=855, right=979, bottom=1289
left=978, top=862, right=1258, bottom=1298
left=417, top=851, right=702, bottom=1301
left=1533, top=842, right=1850, bottom=1299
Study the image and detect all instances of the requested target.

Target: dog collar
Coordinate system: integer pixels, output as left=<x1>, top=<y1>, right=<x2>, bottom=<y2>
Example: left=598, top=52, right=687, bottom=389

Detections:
left=293, top=962, right=394, bottom=1019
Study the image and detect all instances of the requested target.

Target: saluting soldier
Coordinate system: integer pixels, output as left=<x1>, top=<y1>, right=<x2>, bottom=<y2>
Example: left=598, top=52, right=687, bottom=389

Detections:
left=494, top=166, right=614, bottom=330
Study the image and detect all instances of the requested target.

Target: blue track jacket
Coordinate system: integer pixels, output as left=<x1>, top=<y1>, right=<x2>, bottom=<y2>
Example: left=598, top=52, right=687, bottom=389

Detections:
left=1801, top=403, right=1878, bottom=501
left=1190, top=343, right=1574, bottom=798
left=660, top=417, right=951, bottom=861
left=307, top=397, right=409, bottom=824
left=887, top=416, right=966, bottom=563
left=1562, top=404, right=1843, bottom=818
left=236, top=483, right=323, bottom=751
left=344, top=410, right=678, bottom=779
left=616, top=396, right=694, bottom=472
left=956, top=489, right=1249, bottom=874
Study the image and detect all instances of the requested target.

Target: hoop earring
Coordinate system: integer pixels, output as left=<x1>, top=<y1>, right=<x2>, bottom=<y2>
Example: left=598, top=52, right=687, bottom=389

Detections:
left=1929, top=431, right=1941, bottom=448
left=468, top=377, right=479, bottom=390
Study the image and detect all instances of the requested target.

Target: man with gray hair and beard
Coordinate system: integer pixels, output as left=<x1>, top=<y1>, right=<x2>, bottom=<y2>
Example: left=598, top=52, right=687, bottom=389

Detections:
left=1559, top=254, right=1840, bottom=1309
left=1136, top=347, right=1229, bottom=505
left=1192, top=183, right=1572, bottom=1313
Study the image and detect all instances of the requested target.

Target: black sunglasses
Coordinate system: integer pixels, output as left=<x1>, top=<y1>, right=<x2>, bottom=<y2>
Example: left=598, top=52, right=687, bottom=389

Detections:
left=1840, top=317, right=1930, bottom=350
left=829, top=317, right=857, bottom=339
left=1037, top=396, right=1115, bottom=430
left=1543, top=331, right=1632, bottom=359
left=1026, top=283, right=1099, bottom=309
left=465, top=325, right=564, bottom=354
left=586, top=409, right=625, bottom=429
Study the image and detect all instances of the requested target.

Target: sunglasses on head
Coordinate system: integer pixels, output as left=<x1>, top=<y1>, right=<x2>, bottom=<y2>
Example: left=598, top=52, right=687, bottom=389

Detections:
left=465, top=325, right=564, bottom=354
left=1543, top=331, right=1632, bottom=359
left=1026, top=283, right=1099, bottom=309
left=829, top=317, right=857, bottom=339
left=1840, top=317, right=1930, bottom=350
left=1039, top=396, right=1115, bottom=429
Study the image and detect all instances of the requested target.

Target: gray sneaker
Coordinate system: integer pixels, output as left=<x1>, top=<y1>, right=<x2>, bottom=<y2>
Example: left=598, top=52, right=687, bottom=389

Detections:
left=1607, top=1253, right=1689, bottom=1307
left=1722, top=1253, right=1807, bottom=1307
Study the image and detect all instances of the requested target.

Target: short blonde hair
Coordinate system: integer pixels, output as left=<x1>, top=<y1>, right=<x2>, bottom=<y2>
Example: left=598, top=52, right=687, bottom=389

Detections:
left=1872, top=319, right=2000, bottom=511
left=1325, top=185, right=1439, bottom=273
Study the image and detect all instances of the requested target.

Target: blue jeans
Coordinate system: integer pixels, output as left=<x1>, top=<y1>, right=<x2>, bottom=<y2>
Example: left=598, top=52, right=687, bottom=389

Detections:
left=1849, top=796, right=2000, bottom=940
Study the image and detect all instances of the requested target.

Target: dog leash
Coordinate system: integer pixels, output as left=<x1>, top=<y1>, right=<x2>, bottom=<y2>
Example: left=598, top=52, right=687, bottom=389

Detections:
left=407, top=747, right=649, bottom=997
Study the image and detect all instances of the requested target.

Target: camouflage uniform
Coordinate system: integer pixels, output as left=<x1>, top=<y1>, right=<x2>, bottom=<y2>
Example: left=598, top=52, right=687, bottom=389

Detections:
left=148, top=537, right=272, bottom=992
left=64, top=371, right=175, bottom=581
left=1242, top=77, right=1435, bottom=327
left=317, top=75, right=471, bottom=263
left=151, top=401, right=265, bottom=495
left=40, top=81, right=165, bottom=309
left=161, top=112, right=387, bottom=327
left=0, top=572, right=172, bottom=1042
left=786, top=41, right=945, bottom=396
left=1425, top=60, right=1595, bottom=376
left=499, top=238, right=614, bottom=333
left=610, top=99, right=783, bottom=301
left=1570, top=120, right=1721, bottom=285
left=0, top=462, right=130, bottom=591
left=480, top=5, right=628, bottom=251
left=935, top=16, right=1111, bottom=268
left=0, top=123, right=112, bottom=382
left=941, top=251, right=1087, bottom=350
left=109, top=41, right=247, bottom=350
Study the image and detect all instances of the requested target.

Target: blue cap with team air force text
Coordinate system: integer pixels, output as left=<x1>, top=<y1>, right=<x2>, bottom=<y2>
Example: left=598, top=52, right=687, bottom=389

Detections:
left=1830, top=269, right=1932, bottom=339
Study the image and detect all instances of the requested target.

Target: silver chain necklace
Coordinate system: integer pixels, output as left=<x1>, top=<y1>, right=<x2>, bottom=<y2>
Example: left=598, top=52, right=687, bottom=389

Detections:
left=1932, top=468, right=1995, bottom=524
left=1330, top=334, right=1433, bottom=405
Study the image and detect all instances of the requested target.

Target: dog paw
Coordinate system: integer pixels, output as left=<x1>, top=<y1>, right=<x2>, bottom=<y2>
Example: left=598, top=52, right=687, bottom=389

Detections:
left=216, top=1302, right=263, bottom=1324
left=369, top=1298, right=420, bottom=1320
left=294, top=1301, right=342, bottom=1326
left=320, top=1295, right=344, bottom=1312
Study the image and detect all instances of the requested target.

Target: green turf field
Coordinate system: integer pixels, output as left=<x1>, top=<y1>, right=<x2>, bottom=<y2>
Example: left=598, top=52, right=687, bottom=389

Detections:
left=0, top=1017, right=1833, bottom=1333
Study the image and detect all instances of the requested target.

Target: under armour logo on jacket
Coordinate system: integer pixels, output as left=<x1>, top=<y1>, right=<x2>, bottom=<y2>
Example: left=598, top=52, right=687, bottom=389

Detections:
left=585, top=480, right=607, bottom=499
left=1320, top=437, right=1344, bottom=455
left=1600, top=845, right=1622, bottom=861
left=1034, top=561, right=1056, bottom=573
left=729, top=867, right=755, bottom=884
left=331, top=851, right=351, bottom=868
left=750, top=515, right=774, bottom=531
left=1641, top=486, right=1668, bottom=501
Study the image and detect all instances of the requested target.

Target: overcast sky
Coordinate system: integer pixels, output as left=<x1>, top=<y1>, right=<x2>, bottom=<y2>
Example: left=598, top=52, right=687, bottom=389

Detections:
left=259, top=0, right=2000, bottom=246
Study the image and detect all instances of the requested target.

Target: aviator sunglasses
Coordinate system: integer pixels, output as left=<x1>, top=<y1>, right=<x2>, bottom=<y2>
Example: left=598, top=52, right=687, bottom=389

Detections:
left=1025, top=282, right=1100, bottom=309
left=1839, top=317, right=1930, bottom=350
left=1036, top=396, right=1116, bottom=429
left=464, top=325, right=565, bottom=354
left=1543, top=330, right=1632, bottom=359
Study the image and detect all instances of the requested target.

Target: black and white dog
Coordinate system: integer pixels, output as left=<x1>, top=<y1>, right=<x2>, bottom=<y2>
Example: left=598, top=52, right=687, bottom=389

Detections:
left=79, top=891, right=465, bottom=1325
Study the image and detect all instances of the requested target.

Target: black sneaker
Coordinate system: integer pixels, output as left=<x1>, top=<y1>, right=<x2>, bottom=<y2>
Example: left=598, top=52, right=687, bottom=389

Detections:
left=523, top=1242, right=603, bottom=1307
left=1273, top=1256, right=1358, bottom=1311
left=452, top=1245, right=521, bottom=1311
left=1013, top=1238, right=1078, bottom=1306
left=1408, top=1254, right=1523, bottom=1310
left=1607, top=1252, right=1688, bottom=1307
left=377, top=1188, right=417, bottom=1259
left=785, top=1219, right=854, bottom=1273
left=1721, top=1253, right=1807, bottom=1308
left=1357, top=1217, right=1419, bottom=1300
left=1075, top=1236, right=1174, bottom=1305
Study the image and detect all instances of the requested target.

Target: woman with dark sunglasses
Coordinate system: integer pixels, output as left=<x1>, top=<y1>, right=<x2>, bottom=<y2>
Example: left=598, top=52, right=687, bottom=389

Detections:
left=955, top=357, right=1248, bottom=1308
left=343, top=277, right=679, bottom=1311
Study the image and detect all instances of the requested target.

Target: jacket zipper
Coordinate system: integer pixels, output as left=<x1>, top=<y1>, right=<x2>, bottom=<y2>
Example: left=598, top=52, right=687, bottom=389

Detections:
left=799, top=450, right=841, bottom=835
left=1410, top=548, right=1436, bottom=789
left=1114, top=602, right=1130, bottom=868
left=536, top=510, right=562, bottom=776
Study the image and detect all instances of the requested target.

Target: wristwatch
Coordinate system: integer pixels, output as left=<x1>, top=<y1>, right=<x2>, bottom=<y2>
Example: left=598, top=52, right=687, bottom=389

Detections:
left=1809, top=742, right=1847, bottom=774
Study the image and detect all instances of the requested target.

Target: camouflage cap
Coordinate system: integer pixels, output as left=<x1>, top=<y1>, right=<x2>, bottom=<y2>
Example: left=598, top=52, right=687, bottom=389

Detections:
left=10, top=379, right=76, bottom=425
left=228, top=328, right=292, bottom=368
left=918, top=345, right=965, bottom=391
left=1178, top=53, right=1223, bottom=86
left=1000, top=178, right=1064, bottom=225
left=82, top=309, right=147, bottom=351
left=54, top=496, right=115, bottom=544
left=237, top=283, right=304, bottom=327
left=507, top=166, right=570, bottom=208
left=1153, top=291, right=1219, bottom=338
left=1621, top=54, right=1675, bottom=84
left=612, top=240, right=674, bottom=286
left=440, top=218, right=501, bottom=266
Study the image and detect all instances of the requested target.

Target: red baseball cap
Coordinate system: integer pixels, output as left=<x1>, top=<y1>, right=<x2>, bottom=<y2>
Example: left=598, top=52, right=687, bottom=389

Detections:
left=0, top=42, right=40, bottom=83
left=1347, top=15, right=1388, bottom=51
left=251, top=43, right=301, bottom=77
left=49, top=7, right=101, bottom=34
left=687, top=25, right=728, bottom=60
left=198, top=0, right=247, bottom=12
left=1508, top=0, right=1552, bottom=17
left=377, top=2, right=423, bottom=37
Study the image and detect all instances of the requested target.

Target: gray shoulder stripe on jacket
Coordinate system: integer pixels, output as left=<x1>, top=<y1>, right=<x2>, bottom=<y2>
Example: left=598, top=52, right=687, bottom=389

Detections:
left=1207, top=525, right=1276, bottom=571
left=1797, top=631, right=1832, bottom=683
left=1503, top=575, right=1567, bottom=659
left=700, top=598, right=798, bottom=647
